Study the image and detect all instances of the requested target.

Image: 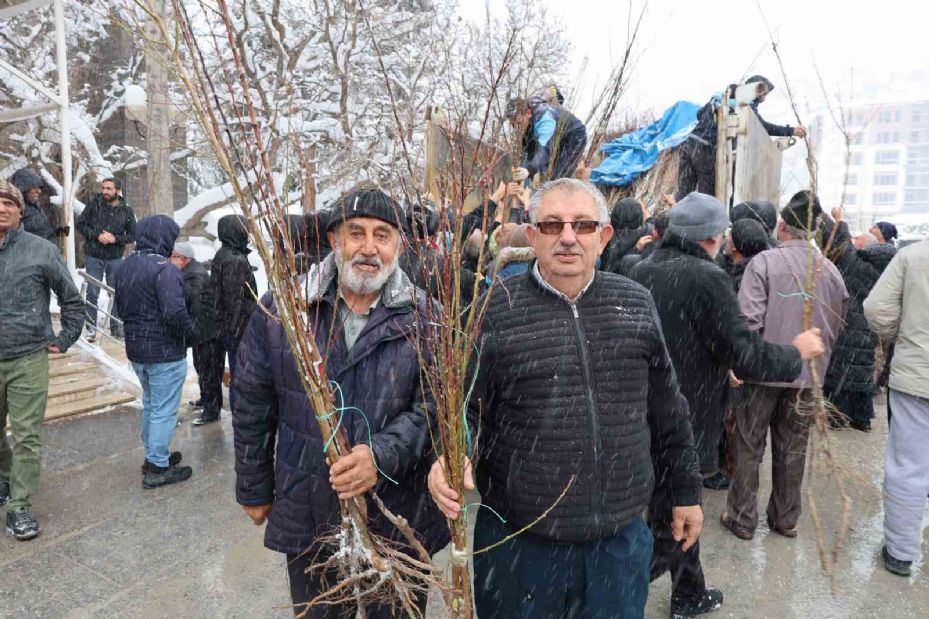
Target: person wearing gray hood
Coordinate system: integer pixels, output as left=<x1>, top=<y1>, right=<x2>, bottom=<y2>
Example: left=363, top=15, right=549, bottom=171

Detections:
left=0, top=179, right=83, bottom=540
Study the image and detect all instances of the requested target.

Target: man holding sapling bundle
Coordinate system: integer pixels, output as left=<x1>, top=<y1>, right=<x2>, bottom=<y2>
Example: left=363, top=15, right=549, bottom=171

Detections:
left=232, top=186, right=445, bottom=618
left=429, top=178, right=703, bottom=618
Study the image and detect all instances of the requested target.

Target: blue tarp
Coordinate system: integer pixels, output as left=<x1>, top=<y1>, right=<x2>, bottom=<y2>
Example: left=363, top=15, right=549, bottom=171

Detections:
left=590, top=100, right=701, bottom=187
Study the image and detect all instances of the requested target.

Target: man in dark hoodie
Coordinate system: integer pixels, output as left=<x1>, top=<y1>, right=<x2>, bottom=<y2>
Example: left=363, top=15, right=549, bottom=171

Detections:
left=630, top=192, right=823, bottom=618
left=602, top=197, right=651, bottom=273
left=10, top=167, right=67, bottom=245
left=675, top=76, right=807, bottom=200
left=0, top=180, right=83, bottom=540
left=208, top=214, right=257, bottom=417
left=78, top=178, right=136, bottom=340
left=113, top=215, right=194, bottom=489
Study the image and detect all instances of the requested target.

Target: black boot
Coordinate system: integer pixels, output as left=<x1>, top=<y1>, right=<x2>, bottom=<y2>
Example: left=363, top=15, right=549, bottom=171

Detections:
left=192, top=411, right=220, bottom=426
left=188, top=399, right=204, bottom=409
left=0, top=478, right=9, bottom=506
left=142, top=464, right=193, bottom=489
left=702, top=472, right=730, bottom=490
left=6, top=507, right=40, bottom=541
left=882, top=546, right=912, bottom=577
left=670, top=588, right=723, bottom=618
left=141, top=451, right=182, bottom=474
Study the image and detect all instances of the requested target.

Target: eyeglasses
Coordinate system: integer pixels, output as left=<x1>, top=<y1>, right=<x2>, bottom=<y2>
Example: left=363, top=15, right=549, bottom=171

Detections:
left=534, top=220, right=600, bottom=235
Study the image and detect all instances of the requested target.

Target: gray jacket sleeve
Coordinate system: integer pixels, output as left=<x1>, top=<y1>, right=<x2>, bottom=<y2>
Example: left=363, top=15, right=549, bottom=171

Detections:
left=46, top=249, right=84, bottom=352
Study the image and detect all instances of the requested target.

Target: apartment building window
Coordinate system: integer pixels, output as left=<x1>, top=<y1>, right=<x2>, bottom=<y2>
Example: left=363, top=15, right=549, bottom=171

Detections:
left=874, top=172, right=898, bottom=185
left=845, top=173, right=858, bottom=185
left=895, top=109, right=902, bottom=122
left=879, top=110, right=893, bottom=123
left=873, top=191, right=896, bottom=205
left=844, top=194, right=857, bottom=206
left=914, top=110, right=924, bottom=123
left=905, top=188, right=929, bottom=203
left=875, top=150, right=900, bottom=164
left=851, top=134, right=864, bottom=146
left=849, top=152, right=863, bottom=165
left=875, top=132, right=897, bottom=144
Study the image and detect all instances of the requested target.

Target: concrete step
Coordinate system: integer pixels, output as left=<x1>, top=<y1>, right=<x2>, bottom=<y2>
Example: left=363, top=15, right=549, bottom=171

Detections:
left=44, top=391, right=137, bottom=422
left=47, top=377, right=109, bottom=406
left=49, top=362, right=96, bottom=379
left=48, top=351, right=79, bottom=365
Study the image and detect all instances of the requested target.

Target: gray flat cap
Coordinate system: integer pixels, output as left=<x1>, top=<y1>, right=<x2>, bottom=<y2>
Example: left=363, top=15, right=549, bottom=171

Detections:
left=668, top=192, right=729, bottom=240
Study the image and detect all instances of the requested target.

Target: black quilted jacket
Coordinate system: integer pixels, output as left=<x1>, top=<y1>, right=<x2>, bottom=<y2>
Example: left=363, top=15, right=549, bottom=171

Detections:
left=469, top=266, right=702, bottom=544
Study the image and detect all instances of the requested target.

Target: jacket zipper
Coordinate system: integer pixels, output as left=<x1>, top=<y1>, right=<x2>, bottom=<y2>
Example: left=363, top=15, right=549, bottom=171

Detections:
left=569, top=302, right=602, bottom=528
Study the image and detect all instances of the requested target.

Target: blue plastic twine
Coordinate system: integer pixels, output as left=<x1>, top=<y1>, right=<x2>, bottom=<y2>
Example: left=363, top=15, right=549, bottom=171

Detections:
left=315, top=380, right=399, bottom=485
left=461, top=502, right=507, bottom=523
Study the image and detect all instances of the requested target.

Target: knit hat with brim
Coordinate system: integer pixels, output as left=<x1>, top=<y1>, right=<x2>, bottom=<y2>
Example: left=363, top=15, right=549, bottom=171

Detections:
left=326, top=186, right=403, bottom=233
left=668, top=192, right=729, bottom=240
left=0, top=179, right=24, bottom=210
left=781, top=190, right=822, bottom=231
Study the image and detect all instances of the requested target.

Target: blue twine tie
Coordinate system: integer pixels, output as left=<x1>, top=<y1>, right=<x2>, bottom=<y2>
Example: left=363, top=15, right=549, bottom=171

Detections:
left=315, top=380, right=398, bottom=485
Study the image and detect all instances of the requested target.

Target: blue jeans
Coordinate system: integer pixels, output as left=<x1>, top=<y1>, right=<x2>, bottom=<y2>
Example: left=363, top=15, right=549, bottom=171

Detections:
left=473, top=510, right=653, bottom=619
left=132, top=359, right=187, bottom=468
left=85, top=256, right=123, bottom=333
left=223, top=336, right=240, bottom=411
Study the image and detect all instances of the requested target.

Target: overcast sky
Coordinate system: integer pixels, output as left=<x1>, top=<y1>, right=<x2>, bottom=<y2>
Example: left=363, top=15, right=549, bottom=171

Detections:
left=460, top=0, right=929, bottom=120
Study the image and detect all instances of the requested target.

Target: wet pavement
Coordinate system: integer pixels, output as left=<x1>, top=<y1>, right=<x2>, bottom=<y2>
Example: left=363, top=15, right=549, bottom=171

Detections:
left=1, top=394, right=927, bottom=618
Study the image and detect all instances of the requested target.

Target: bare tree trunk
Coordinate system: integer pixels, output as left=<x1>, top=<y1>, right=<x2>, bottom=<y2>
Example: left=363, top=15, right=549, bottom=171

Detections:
left=144, top=0, right=174, bottom=216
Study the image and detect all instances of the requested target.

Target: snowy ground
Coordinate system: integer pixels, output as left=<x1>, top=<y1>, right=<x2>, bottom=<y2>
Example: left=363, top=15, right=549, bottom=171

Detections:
left=1, top=394, right=928, bottom=618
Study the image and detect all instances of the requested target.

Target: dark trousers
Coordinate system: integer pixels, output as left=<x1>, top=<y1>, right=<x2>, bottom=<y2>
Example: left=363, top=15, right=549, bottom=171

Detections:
left=192, top=338, right=223, bottom=415
left=727, top=385, right=813, bottom=532
left=674, top=140, right=717, bottom=201
left=648, top=488, right=706, bottom=604
left=222, top=335, right=240, bottom=411
left=473, top=509, right=652, bottom=619
left=286, top=551, right=426, bottom=619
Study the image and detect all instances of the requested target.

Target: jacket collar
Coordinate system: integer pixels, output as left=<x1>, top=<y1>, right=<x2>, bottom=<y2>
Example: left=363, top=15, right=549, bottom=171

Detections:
left=0, top=225, right=22, bottom=250
left=306, top=253, right=418, bottom=310
left=659, top=232, right=713, bottom=262
left=530, top=260, right=596, bottom=304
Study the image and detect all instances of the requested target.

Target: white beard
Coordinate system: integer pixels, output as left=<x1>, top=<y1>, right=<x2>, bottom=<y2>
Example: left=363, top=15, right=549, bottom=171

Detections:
left=333, top=242, right=399, bottom=295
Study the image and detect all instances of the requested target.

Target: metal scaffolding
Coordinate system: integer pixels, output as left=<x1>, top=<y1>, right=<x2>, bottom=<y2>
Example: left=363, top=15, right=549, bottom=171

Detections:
left=0, top=0, right=74, bottom=271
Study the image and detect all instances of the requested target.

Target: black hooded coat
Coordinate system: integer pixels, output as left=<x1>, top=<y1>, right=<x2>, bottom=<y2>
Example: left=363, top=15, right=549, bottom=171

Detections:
left=212, top=215, right=257, bottom=340
left=823, top=220, right=897, bottom=393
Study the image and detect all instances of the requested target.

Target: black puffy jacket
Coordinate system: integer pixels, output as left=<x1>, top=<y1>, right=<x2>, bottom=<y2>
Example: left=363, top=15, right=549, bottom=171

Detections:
left=469, top=265, right=702, bottom=544
left=823, top=222, right=896, bottom=393
left=113, top=216, right=193, bottom=364
left=231, top=256, right=446, bottom=555
left=630, top=235, right=801, bottom=472
left=211, top=215, right=257, bottom=340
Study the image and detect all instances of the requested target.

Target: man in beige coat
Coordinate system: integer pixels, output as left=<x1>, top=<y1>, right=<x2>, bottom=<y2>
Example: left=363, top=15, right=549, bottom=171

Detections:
left=864, top=239, right=929, bottom=577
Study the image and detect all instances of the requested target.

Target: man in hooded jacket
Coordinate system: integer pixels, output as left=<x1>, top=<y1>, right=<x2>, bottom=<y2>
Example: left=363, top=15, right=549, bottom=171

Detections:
left=114, top=215, right=194, bottom=489
left=630, top=192, right=823, bottom=617
left=203, top=214, right=257, bottom=423
left=10, top=167, right=66, bottom=245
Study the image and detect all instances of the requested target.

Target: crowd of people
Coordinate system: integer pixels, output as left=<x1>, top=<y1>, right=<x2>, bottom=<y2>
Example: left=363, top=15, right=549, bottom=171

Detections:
left=0, top=78, right=926, bottom=619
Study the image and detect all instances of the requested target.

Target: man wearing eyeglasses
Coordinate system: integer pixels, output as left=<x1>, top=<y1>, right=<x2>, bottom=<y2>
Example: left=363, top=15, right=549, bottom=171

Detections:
left=429, top=178, right=703, bottom=618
